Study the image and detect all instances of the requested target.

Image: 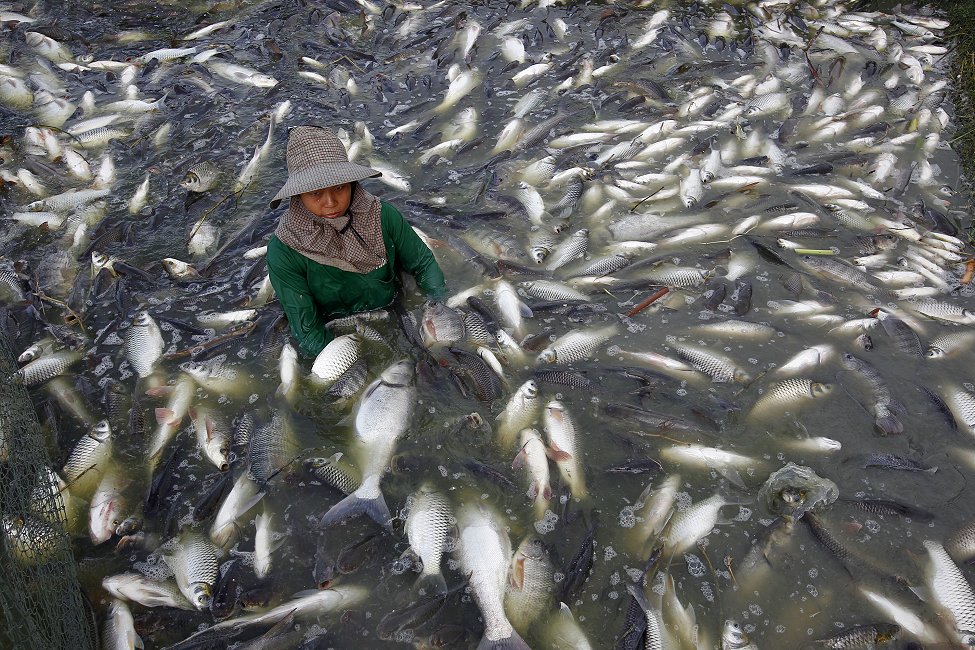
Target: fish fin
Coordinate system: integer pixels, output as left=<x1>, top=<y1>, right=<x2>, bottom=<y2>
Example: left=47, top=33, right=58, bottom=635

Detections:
left=519, top=301, right=533, bottom=318
left=909, top=584, right=932, bottom=603
left=512, top=449, right=527, bottom=469
left=545, top=445, right=571, bottom=462
left=873, top=411, right=903, bottom=436
left=510, top=557, right=526, bottom=590
left=134, top=632, right=144, bottom=650
left=318, top=488, right=392, bottom=531
left=888, top=399, right=908, bottom=418
left=715, top=467, right=745, bottom=489
left=527, top=481, right=538, bottom=500
left=415, top=572, right=448, bottom=596
left=542, top=483, right=552, bottom=500
left=477, top=629, right=531, bottom=650
left=154, top=407, right=175, bottom=425
left=145, top=386, right=172, bottom=397
left=205, top=415, right=217, bottom=441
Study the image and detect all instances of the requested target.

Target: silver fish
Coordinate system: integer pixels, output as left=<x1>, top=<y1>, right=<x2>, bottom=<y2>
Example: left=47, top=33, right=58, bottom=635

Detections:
left=537, top=323, right=618, bottom=365
left=404, top=483, right=452, bottom=594
left=923, top=540, right=975, bottom=645
left=455, top=503, right=529, bottom=650
left=497, top=379, right=540, bottom=448
left=505, top=535, right=554, bottom=634
left=673, top=344, right=750, bottom=383
left=124, top=310, right=164, bottom=378
left=543, top=400, right=586, bottom=499
left=747, top=379, right=832, bottom=421
left=181, top=162, right=217, bottom=192
left=163, top=531, right=219, bottom=610
left=319, top=360, right=415, bottom=530
left=310, top=334, right=362, bottom=386
left=16, top=349, right=80, bottom=386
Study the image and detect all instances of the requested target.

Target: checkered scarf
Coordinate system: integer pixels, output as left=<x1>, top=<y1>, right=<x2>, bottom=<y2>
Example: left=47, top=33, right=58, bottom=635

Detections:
left=274, top=183, right=387, bottom=274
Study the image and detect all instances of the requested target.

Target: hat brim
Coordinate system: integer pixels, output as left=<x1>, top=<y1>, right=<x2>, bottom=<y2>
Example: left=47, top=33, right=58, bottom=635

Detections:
left=269, top=162, right=382, bottom=209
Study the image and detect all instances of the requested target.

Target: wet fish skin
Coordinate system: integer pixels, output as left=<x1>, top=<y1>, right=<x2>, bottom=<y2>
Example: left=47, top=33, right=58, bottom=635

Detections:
left=839, top=497, right=933, bottom=522
left=162, top=531, right=219, bottom=611
left=543, top=399, right=586, bottom=499
left=497, top=379, right=540, bottom=448
left=923, top=540, right=975, bottom=645
left=811, top=622, right=901, bottom=648
left=309, top=333, right=362, bottom=386
left=319, top=360, right=415, bottom=530
left=405, top=483, right=452, bottom=594
left=856, top=452, right=936, bottom=473
left=455, top=503, right=528, bottom=650
left=505, top=535, right=554, bottom=633
left=839, top=353, right=904, bottom=436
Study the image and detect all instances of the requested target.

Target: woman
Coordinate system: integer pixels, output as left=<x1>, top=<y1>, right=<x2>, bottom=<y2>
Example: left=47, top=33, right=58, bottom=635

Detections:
left=266, top=126, right=445, bottom=357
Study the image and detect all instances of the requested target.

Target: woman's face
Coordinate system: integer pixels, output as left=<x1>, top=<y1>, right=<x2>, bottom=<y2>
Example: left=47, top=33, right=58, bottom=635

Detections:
left=300, top=182, right=352, bottom=219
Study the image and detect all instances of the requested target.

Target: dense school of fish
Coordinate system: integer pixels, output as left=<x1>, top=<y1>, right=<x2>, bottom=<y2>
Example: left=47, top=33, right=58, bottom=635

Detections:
left=1, top=0, right=975, bottom=647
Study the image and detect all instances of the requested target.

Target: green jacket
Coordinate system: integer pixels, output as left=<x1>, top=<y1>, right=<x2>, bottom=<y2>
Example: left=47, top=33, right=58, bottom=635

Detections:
left=267, top=201, right=445, bottom=357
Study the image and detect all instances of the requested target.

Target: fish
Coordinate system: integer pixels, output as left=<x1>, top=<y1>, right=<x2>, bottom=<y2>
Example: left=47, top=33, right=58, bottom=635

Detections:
left=923, top=540, right=975, bottom=645
left=102, top=574, right=193, bottom=610
left=124, top=310, right=164, bottom=379
left=747, top=379, right=833, bottom=420
left=672, top=344, right=750, bottom=383
left=505, top=535, right=554, bottom=634
left=537, top=323, right=618, bottom=366
left=664, top=493, right=741, bottom=555
left=319, top=360, right=415, bottom=530
left=722, top=620, right=758, bottom=650
left=839, top=353, right=905, bottom=436
left=513, top=428, right=551, bottom=519
left=189, top=406, right=231, bottom=471
left=811, top=622, right=901, bottom=648
left=16, top=349, right=81, bottom=387
left=102, top=599, right=142, bottom=650
left=310, top=333, right=362, bottom=386
left=88, top=465, right=130, bottom=545
left=543, top=400, right=586, bottom=499
left=497, top=379, right=540, bottom=448
left=162, top=531, right=219, bottom=610
left=455, top=502, right=529, bottom=650
left=420, top=302, right=465, bottom=348
left=403, top=483, right=452, bottom=594
left=211, top=471, right=264, bottom=549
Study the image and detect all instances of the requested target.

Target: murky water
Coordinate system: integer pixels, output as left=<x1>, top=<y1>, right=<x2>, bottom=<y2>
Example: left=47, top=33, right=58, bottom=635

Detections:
left=1, top=0, right=974, bottom=648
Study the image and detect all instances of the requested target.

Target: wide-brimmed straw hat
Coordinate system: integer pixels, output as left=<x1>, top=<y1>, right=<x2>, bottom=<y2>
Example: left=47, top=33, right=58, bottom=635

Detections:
left=269, top=126, right=381, bottom=209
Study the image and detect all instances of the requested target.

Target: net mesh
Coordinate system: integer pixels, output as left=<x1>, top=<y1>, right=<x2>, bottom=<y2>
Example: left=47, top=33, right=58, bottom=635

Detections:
left=0, top=330, right=95, bottom=650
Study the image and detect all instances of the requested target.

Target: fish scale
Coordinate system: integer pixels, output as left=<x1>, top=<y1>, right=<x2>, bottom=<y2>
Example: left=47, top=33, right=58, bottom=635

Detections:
left=328, top=357, right=368, bottom=399
left=840, top=353, right=903, bottom=435
left=673, top=344, right=747, bottom=383
left=748, top=378, right=831, bottom=420
left=577, top=253, right=630, bottom=277
left=924, top=540, right=975, bottom=640
left=519, top=280, right=587, bottom=302
left=545, top=229, right=588, bottom=271
left=404, top=485, right=452, bottom=592
left=124, top=311, right=164, bottom=378
left=164, top=532, right=219, bottom=610
left=537, top=324, right=617, bottom=364
left=310, top=334, right=361, bottom=385
left=504, top=536, right=554, bottom=633
left=643, top=266, right=707, bottom=287
left=927, top=331, right=975, bottom=358
left=16, top=349, right=80, bottom=386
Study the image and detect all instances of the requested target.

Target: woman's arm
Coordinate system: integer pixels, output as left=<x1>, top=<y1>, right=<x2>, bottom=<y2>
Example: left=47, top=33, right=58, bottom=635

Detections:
left=383, top=204, right=447, bottom=300
left=267, top=237, right=332, bottom=357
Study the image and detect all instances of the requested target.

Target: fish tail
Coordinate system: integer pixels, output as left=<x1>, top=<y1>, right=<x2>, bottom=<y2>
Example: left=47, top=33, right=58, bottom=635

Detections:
left=414, top=570, right=447, bottom=596
left=319, top=485, right=392, bottom=531
left=476, top=629, right=531, bottom=650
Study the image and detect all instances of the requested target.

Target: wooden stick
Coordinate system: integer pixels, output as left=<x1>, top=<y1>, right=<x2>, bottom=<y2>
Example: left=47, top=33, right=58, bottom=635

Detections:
left=626, top=287, right=669, bottom=318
